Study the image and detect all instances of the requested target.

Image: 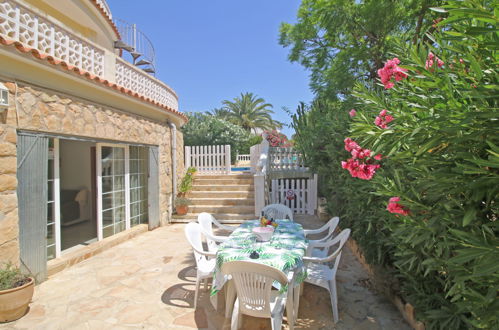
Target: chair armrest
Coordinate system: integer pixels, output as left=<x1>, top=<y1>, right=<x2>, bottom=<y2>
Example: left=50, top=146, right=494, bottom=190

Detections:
left=303, top=226, right=327, bottom=236
left=303, top=255, right=327, bottom=263
left=191, top=244, right=216, bottom=258
left=215, top=223, right=236, bottom=232
left=201, top=228, right=229, bottom=243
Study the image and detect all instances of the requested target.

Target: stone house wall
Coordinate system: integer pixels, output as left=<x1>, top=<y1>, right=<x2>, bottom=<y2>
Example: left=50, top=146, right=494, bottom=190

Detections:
left=0, top=80, right=184, bottom=265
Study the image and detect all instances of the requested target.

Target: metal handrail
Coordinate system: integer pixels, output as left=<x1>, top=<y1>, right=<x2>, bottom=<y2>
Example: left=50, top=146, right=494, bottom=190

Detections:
left=114, top=18, right=156, bottom=71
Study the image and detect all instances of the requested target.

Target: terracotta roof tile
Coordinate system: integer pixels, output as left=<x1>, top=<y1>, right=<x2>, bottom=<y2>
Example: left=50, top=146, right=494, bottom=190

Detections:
left=88, top=0, right=121, bottom=40
left=0, top=35, right=187, bottom=123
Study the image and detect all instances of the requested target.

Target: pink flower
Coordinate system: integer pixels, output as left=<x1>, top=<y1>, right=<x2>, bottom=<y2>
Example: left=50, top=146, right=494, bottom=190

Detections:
left=375, top=110, right=394, bottom=129
left=378, top=57, right=408, bottom=89
left=425, top=52, right=444, bottom=70
left=342, top=138, right=382, bottom=180
left=374, top=154, right=383, bottom=160
left=349, top=109, right=357, bottom=117
left=387, top=197, right=410, bottom=216
left=342, top=158, right=380, bottom=180
left=344, top=138, right=360, bottom=152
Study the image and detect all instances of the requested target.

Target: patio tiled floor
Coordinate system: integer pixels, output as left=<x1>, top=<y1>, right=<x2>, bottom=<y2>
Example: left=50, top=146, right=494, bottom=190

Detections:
left=1, top=216, right=410, bottom=329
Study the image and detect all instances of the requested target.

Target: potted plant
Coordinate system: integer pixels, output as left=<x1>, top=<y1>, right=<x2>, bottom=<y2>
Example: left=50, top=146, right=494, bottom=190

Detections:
left=177, top=168, right=196, bottom=197
left=175, top=197, right=191, bottom=215
left=0, top=263, right=34, bottom=322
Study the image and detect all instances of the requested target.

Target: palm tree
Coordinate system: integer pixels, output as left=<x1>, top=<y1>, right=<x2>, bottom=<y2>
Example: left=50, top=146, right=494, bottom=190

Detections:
left=206, top=107, right=231, bottom=119
left=221, top=92, right=283, bottom=133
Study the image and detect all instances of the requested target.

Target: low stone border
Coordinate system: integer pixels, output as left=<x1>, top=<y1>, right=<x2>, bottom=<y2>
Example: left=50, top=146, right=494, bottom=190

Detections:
left=346, top=237, right=425, bottom=330
left=47, top=224, right=148, bottom=277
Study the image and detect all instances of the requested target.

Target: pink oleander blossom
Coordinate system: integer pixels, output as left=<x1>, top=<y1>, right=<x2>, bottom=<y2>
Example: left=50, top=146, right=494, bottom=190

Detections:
left=349, top=109, right=357, bottom=117
left=377, top=57, right=408, bottom=89
left=425, top=52, right=444, bottom=70
left=344, top=138, right=360, bottom=152
left=342, top=138, right=382, bottom=180
left=375, top=109, right=394, bottom=129
left=387, top=197, right=410, bottom=216
left=374, top=154, right=383, bottom=160
left=341, top=158, right=380, bottom=180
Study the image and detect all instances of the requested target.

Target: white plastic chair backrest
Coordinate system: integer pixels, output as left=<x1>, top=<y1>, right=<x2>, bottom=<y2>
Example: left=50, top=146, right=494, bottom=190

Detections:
left=197, top=213, right=218, bottom=253
left=262, top=204, right=294, bottom=221
left=184, top=222, right=209, bottom=268
left=221, top=261, right=288, bottom=318
left=324, top=217, right=340, bottom=238
left=321, top=229, right=351, bottom=275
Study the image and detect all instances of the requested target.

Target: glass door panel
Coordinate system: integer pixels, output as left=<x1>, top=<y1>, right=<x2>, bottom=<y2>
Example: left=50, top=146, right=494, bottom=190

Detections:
left=129, top=146, right=148, bottom=227
left=99, top=145, right=127, bottom=238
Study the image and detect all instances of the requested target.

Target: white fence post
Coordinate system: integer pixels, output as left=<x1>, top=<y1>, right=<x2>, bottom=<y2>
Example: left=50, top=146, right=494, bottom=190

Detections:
left=254, top=173, right=265, bottom=216
left=185, top=146, right=191, bottom=169
left=225, top=145, right=231, bottom=174
left=307, top=174, right=318, bottom=215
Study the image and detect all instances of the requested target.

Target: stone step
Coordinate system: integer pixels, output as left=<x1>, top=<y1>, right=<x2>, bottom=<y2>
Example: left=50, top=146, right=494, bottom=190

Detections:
left=188, top=205, right=254, bottom=214
left=194, top=179, right=254, bottom=185
left=188, top=191, right=254, bottom=198
left=171, top=213, right=256, bottom=223
left=189, top=198, right=254, bottom=206
left=191, top=185, right=253, bottom=192
left=196, top=174, right=253, bottom=180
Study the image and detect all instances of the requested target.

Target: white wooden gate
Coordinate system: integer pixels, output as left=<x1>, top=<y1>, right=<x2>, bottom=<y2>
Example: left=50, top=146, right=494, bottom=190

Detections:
left=270, top=174, right=318, bottom=215
left=185, top=145, right=231, bottom=174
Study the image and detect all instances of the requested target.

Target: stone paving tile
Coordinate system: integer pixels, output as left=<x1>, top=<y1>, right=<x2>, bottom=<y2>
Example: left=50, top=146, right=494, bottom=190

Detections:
left=0, top=215, right=410, bottom=329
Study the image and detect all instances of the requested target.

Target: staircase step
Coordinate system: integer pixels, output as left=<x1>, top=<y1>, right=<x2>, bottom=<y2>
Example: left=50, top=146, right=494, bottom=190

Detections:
left=196, top=174, right=253, bottom=180
left=189, top=205, right=254, bottom=214
left=194, top=178, right=254, bottom=185
left=192, top=185, right=253, bottom=192
left=189, top=198, right=254, bottom=206
left=171, top=213, right=256, bottom=223
left=188, top=191, right=254, bottom=198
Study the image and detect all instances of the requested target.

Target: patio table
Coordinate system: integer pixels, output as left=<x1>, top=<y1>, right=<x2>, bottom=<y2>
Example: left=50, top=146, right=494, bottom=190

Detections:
left=210, top=219, right=308, bottom=300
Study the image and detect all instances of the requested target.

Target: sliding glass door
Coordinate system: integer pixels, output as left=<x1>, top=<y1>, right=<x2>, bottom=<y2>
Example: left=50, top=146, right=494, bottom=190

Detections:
left=97, top=144, right=129, bottom=239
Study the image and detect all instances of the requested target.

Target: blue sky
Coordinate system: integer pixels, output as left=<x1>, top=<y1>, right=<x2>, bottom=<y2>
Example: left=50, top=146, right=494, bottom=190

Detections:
left=107, top=0, right=313, bottom=137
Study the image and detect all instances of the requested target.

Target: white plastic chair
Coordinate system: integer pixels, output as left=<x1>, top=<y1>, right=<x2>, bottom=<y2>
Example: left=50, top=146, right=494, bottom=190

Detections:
left=304, top=217, right=340, bottom=258
left=303, top=228, right=351, bottom=323
left=221, top=261, right=296, bottom=330
left=197, top=213, right=230, bottom=253
left=262, top=204, right=294, bottom=221
left=184, top=222, right=216, bottom=309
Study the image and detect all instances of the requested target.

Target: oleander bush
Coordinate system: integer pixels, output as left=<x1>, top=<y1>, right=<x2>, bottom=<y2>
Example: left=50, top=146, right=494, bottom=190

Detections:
left=291, top=1, right=498, bottom=328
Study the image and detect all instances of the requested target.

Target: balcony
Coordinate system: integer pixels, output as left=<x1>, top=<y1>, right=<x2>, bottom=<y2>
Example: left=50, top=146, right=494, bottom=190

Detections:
left=0, top=0, right=179, bottom=112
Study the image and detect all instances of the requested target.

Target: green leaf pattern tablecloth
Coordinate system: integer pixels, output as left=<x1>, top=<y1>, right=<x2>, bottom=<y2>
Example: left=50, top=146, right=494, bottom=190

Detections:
left=211, top=219, right=308, bottom=296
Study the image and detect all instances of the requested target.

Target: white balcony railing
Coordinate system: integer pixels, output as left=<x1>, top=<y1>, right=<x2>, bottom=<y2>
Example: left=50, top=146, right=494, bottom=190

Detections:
left=0, top=0, right=179, bottom=111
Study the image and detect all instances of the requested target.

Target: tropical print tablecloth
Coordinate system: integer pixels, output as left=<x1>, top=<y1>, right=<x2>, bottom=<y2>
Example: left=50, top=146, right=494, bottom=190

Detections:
left=211, top=219, right=308, bottom=296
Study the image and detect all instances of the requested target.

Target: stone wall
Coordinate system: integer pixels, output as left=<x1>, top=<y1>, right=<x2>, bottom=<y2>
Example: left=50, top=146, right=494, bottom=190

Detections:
left=0, top=109, right=19, bottom=266
left=0, top=80, right=184, bottom=264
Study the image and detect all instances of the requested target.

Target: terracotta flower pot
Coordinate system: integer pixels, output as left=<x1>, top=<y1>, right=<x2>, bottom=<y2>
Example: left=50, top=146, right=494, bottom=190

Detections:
left=0, top=277, right=34, bottom=322
left=176, top=205, right=189, bottom=215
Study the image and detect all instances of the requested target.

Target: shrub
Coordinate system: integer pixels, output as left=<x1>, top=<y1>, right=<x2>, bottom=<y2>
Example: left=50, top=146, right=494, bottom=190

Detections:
left=182, top=112, right=261, bottom=163
left=291, top=1, right=498, bottom=328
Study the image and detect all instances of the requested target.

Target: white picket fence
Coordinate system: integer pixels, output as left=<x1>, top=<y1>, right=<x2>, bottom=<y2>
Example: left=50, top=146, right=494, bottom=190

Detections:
left=185, top=145, right=231, bottom=174
left=237, top=154, right=251, bottom=162
left=270, top=175, right=318, bottom=215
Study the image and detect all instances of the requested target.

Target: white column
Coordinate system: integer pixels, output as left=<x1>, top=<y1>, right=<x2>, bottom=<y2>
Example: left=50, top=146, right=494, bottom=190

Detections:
left=254, top=173, right=265, bottom=216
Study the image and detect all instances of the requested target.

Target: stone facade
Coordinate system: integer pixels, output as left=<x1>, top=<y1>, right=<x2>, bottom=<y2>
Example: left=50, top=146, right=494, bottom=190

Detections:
left=0, top=81, right=184, bottom=265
